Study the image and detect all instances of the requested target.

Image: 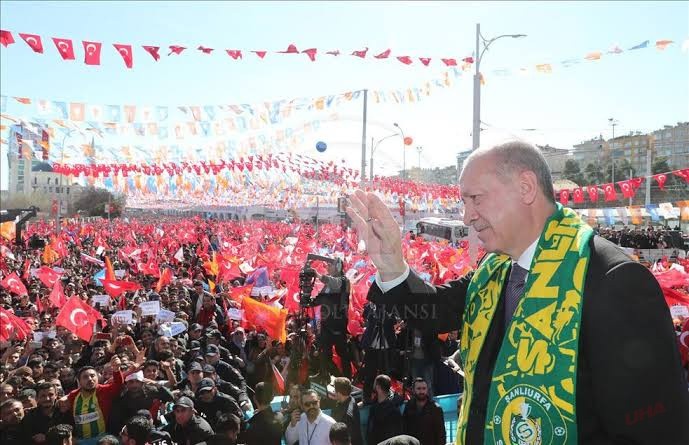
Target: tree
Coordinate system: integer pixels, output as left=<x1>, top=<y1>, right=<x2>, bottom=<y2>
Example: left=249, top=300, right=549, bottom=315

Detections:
left=562, top=159, right=586, bottom=186
left=649, top=156, right=688, bottom=203
left=616, top=158, right=636, bottom=182
left=72, top=187, right=126, bottom=218
left=584, top=163, right=605, bottom=185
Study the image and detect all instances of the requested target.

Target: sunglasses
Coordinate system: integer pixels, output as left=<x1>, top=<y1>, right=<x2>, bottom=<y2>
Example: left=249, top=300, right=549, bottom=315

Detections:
left=303, top=401, right=319, bottom=407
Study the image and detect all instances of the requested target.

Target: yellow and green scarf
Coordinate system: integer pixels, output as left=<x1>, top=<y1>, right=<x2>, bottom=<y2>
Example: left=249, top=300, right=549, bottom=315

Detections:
left=73, top=391, right=106, bottom=439
left=457, top=204, right=593, bottom=445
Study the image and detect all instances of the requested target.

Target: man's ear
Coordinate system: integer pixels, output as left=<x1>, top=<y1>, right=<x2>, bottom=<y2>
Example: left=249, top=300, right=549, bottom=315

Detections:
left=518, top=170, right=539, bottom=205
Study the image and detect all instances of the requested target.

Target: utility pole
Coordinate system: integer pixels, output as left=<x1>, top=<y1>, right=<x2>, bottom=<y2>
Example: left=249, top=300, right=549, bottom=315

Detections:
left=609, top=118, right=618, bottom=184
left=645, top=135, right=653, bottom=206
left=361, top=89, right=368, bottom=183
left=416, top=146, right=423, bottom=181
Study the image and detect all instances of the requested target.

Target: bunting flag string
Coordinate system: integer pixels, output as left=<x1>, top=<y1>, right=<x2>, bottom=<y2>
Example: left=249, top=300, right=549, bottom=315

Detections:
left=1, top=28, right=685, bottom=72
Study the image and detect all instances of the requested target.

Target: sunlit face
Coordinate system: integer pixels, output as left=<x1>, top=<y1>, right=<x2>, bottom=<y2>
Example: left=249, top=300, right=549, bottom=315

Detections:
left=37, top=386, right=57, bottom=409
left=79, top=369, right=99, bottom=391
left=459, top=154, right=523, bottom=255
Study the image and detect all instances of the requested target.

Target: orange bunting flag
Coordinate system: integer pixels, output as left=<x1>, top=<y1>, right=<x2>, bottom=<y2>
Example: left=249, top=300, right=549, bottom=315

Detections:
left=655, top=39, right=674, bottom=51
left=0, top=221, right=16, bottom=241
left=155, top=267, right=172, bottom=292
left=42, top=244, right=60, bottom=264
left=104, top=256, right=115, bottom=281
left=204, top=252, right=219, bottom=277
left=584, top=51, right=602, bottom=61
left=229, top=284, right=253, bottom=304
left=208, top=279, right=216, bottom=294
left=242, top=296, right=287, bottom=343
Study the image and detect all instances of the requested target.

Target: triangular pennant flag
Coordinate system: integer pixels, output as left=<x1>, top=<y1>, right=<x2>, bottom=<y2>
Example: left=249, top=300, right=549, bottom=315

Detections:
left=143, top=45, right=160, bottom=61
left=374, top=49, right=391, bottom=59
left=19, top=33, right=43, bottom=53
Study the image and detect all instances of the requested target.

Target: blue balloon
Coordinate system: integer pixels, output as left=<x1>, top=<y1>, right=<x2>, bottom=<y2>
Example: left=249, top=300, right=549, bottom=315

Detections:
left=316, top=141, right=327, bottom=152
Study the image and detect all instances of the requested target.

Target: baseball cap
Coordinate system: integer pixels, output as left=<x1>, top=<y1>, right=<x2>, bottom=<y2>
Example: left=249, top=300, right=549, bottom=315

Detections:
left=174, top=396, right=195, bottom=409
left=202, top=364, right=215, bottom=374
left=190, top=323, right=203, bottom=332
left=187, top=362, right=203, bottom=373
left=196, top=378, right=216, bottom=395
left=205, top=344, right=219, bottom=356
left=189, top=340, right=202, bottom=351
left=125, top=371, right=144, bottom=383
left=205, top=329, right=221, bottom=338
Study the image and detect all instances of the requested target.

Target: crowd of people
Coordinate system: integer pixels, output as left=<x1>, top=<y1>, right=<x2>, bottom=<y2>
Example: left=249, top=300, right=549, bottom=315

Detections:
left=596, top=225, right=687, bottom=250
left=0, top=216, right=471, bottom=445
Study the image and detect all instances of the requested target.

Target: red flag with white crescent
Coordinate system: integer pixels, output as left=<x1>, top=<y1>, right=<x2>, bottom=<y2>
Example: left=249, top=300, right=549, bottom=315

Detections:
left=113, top=43, right=134, bottom=68
left=0, top=307, right=31, bottom=341
left=19, top=33, right=43, bottom=53
left=55, top=296, right=103, bottom=342
left=49, top=280, right=68, bottom=308
left=82, top=41, right=102, bottom=65
left=0, top=272, right=28, bottom=296
left=52, top=37, right=75, bottom=60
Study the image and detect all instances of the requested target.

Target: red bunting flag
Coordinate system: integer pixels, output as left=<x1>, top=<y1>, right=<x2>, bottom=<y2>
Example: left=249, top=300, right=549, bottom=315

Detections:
left=302, top=48, right=317, bottom=61
left=34, top=266, right=63, bottom=288
left=19, top=33, right=43, bottom=53
left=572, top=188, right=585, bottom=204
left=56, top=296, right=103, bottom=342
left=52, top=37, right=75, bottom=60
left=226, top=49, right=242, bottom=60
left=0, top=272, right=28, bottom=296
left=0, top=30, right=15, bottom=47
left=654, top=173, right=667, bottom=190
left=396, top=55, right=413, bottom=65
left=351, top=47, right=368, bottom=58
left=100, top=279, right=142, bottom=298
left=278, top=44, right=299, bottom=54
left=252, top=50, right=267, bottom=59
left=197, top=45, right=214, bottom=54
left=441, top=58, right=457, bottom=66
left=617, top=180, right=636, bottom=199
left=325, top=50, right=340, bottom=56
left=168, top=45, right=186, bottom=55
left=242, top=296, right=287, bottom=343
left=374, top=49, right=391, bottom=59
left=0, top=307, right=31, bottom=341
left=49, top=279, right=67, bottom=308
left=113, top=43, right=134, bottom=68
left=83, top=41, right=102, bottom=65
left=419, top=57, right=432, bottom=66
left=586, top=185, right=599, bottom=202
left=603, top=183, right=617, bottom=201
left=559, top=189, right=570, bottom=206
left=143, top=45, right=160, bottom=61
left=673, top=168, right=689, bottom=184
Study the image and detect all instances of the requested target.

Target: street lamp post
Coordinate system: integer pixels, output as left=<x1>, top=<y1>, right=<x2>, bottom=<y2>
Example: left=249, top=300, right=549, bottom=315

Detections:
left=393, top=123, right=406, bottom=179
left=370, top=133, right=399, bottom=181
left=608, top=118, right=619, bottom=184
left=416, top=146, right=423, bottom=181
left=472, top=24, right=526, bottom=151
left=56, top=129, right=75, bottom=235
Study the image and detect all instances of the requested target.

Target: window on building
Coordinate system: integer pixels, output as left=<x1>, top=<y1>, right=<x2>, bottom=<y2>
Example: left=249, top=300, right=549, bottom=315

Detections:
left=49, top=186, right=53, bottom=193
left=47, top=177, right=51, bottom=185
left=66, top=187, right=70, bottom=195
left=33, top=177, right=37, bottom=184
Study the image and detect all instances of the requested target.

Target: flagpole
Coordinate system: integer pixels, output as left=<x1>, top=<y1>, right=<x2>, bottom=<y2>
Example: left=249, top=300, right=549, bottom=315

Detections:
left=361, top=89, right=368, bottom=184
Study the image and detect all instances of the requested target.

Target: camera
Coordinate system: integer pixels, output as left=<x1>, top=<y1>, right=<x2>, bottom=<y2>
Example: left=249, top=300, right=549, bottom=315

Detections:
left=298, top=254, right=341, bottom=308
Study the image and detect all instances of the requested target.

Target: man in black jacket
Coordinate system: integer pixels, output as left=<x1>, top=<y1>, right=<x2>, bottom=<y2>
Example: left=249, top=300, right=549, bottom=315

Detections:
left=347, top=141, right=689, bottom=444
left=330, top=377, right=363, bottom=445
left=21, top=382, right=72, bottom=444
left=402, top=378, right=445, bottom=445
left=360, top=301, right=398, bottom=404
left=194, top=378, right=243, bottom=431
left=366, top=374, right=403, bottom=445
left=239, top=382, right=283, bottom=445
left=162, top=396, right=214, bottom=445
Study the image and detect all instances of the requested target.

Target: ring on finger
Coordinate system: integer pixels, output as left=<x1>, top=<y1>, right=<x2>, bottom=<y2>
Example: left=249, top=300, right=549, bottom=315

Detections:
left=366, top=217, right=375, bottom=222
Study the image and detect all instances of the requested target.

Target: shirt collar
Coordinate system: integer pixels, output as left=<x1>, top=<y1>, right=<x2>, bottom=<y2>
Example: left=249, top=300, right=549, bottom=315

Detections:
left=515, top=238, right=539, bottom=270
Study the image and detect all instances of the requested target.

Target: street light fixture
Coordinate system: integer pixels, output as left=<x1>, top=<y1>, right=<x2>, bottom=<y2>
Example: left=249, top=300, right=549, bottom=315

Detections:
left=416, top=146, right=423, bottom=181
left=393, top=123, right=408, bottom=180
left=472, top=24, right=526, bottom=151
left=608, top=117, right=619, bottom=184
left=370, top=133, right=399, bottom=181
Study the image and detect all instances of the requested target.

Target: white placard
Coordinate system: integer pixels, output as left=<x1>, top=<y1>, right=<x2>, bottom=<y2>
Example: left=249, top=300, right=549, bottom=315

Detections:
left=115, top=269, right=126, bottom=278
left=670, top=305, right=689, bottom=319
left=156, top=308, right=176, bottom=323
left=139, top=300, right=160, bottom=316
left=33, top=331, right=56, bottom=342
left=111, top=310, right=134, bottom=325
left=91, top=295, right=110, bottom=307
left=228, top=308, right=244, bottom=321
left=96, top=246, right=104, bottom=255
left=159, top=322, right=187, bottom=337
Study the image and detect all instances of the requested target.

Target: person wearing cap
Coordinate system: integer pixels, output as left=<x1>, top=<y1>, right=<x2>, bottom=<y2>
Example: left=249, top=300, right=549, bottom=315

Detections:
left=189, top=323, right=204, bottom=342
left=205, top=330, right=243, bottom=371
left=203, top=345, right=248, bottom=402
left=194, top=378, right=243, bottom=431
left=175, top=362, right=205, bottom=395
left=228, top=327, right=250, bottom=368
left=162, top=396, right=214, bottom=445
left=108, top=370, right=174, bottom=434
left=201, top=363, right=252, bottom=414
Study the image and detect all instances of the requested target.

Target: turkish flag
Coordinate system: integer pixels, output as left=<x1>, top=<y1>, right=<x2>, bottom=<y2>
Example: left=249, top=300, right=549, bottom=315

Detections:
left=242, top=296, right=287, bottom=343
left=654, top=173, right=667, bottom=190
left=0, top=272, right=28, bottom=296
left=56, top=296, right=103, bottom=342
left=49, top=280, right=67, bottom=308
left=83, top=41, right=102, bottom=65
left=113, top=43, right=134, bottom=68
left=198, top=45, right=214, bottom=54
left=219, top=261, right=243, bottom=284
left=302, top=48, right=317, bottom=61
left=441, top=58, right=457, bottom=66
left=271, top=361, right=285, bottom=395
left=603, top=183, right=617, bottom=201
left=226, top=49, right=242, bottom=60
left=673, top=168, right=689, bottom=184
left=419, top=57, right=432, bottom=66
left=0, top=30, right=15, bottom=47
left=168, top=45, right=186, bottom=55
left=19, top=33, right=43, bottom=53
left=374, top=49, right=391, bottom=59
left=100, top=279, right=141, bottom=298
left=617, top=180, right=636, bottom=199
left=559, top=190, right=570, bottom=206
left=572, top=188, right=585, bottom=204
left=586, top=186, right=599, bottom=202
left=278, top=44, right=299, bottom=54
left=52, top=37, right=75, bottom=60
left=0, top=308, right=31, bottom=341
left=143, top=45, right=160, bottom=61
left=34, top=266, right=63, bottom=288
left=351, top=47, right=368, bottom=58
left=252, top=50, right=267, bottom=59
left=397, top=56, right=413, bottom=65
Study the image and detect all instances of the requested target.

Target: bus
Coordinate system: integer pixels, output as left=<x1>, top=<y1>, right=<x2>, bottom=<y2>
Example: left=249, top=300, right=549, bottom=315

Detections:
left=416, top=217, right=470, bottom=244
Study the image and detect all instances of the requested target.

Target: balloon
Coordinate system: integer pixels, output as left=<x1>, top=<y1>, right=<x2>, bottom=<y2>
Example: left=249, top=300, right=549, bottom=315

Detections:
left=316, top=141, right=327, bottom=152
left=404, top=136, right=413, bottom=146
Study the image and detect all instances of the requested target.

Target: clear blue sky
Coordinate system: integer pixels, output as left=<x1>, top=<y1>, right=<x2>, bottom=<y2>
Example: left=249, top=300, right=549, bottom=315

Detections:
left=1, top=1, right=688, bottom=189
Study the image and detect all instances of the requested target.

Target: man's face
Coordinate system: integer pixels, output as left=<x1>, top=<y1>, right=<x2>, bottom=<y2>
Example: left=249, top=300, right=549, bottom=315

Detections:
left=174, top=406, right=193, bottom=425
left=1, top=401, right=24, bottom=425
left=301, top=394, right=320, bottom=418
left=203, top=295, right=214, bottom=310
left=188, top=369, right=203, bottom=384
left=460, top=154, right=524, bottom=255
left=79, top=369, right=99, bottom=391
left=156, top=337, right=171, bottom=352
left=190, top=327, right=202, bottom=339
left=143, top=365, right=159, bottom=380
left=126, top=379, right=144, bottom=395
left=37, top=387, right=57, bottom=409
left=199, top=388, right=215, bottom=403
left=205, top=354, right=219, bottom=365
left=413, top=382, right=428, bottom=401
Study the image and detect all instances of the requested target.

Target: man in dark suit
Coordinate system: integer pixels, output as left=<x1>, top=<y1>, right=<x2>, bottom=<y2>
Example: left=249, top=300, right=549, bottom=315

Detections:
left=240, top=382, right=283, bottom=445
left=331, top=377, right=363, bottom=445
left=346, top=141, right=689, bottom=444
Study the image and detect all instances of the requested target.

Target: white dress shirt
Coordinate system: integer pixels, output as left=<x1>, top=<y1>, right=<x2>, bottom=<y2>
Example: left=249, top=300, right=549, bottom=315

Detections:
left=284, top=411, right=336, bottom=445
left=376, top=237, right=540, bottom=293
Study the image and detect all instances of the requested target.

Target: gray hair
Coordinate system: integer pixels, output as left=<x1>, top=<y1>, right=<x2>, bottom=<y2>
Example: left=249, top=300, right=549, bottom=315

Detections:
left=463, top=141, right=555, bottom=204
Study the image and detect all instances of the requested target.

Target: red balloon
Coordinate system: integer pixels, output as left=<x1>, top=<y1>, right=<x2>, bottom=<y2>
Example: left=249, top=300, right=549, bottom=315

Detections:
left=404, top=136, right=413, bottom=146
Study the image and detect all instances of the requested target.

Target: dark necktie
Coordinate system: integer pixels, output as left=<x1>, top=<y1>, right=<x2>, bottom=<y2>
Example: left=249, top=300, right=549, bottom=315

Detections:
left=504, top=263, right=528, bottom=328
